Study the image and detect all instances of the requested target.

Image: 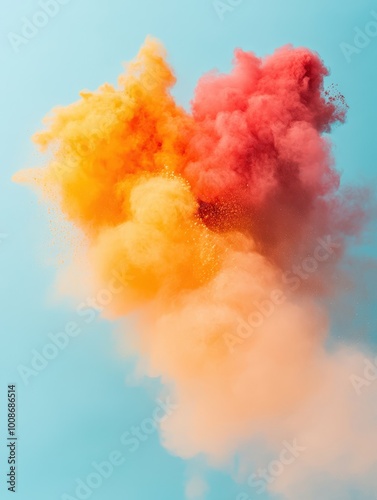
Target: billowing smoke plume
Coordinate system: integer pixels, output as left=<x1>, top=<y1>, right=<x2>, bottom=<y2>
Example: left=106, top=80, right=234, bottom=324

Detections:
left=15, top=37, right=377, bottom=499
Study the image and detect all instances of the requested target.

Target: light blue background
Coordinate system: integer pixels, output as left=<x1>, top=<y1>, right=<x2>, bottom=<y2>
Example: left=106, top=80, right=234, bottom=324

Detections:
left=1, top=1, right=376, bottom=499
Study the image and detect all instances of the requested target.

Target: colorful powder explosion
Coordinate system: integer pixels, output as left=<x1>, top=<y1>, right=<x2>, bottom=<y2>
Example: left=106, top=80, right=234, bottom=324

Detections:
left=15, top=37, right=377, bottom=499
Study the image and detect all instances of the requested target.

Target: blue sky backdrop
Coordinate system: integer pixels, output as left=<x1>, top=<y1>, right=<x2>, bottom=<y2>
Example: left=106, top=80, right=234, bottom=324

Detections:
left=1, top=1, right=376, bottom=499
